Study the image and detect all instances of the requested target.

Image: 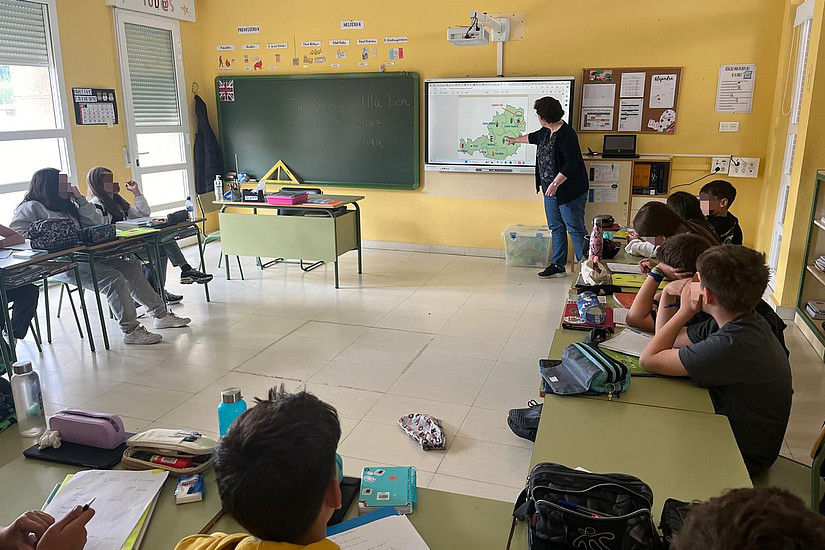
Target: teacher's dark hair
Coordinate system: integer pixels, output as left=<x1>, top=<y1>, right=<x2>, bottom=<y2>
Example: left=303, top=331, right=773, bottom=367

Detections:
left=23, top=168, right=79, bottom=220
left=534, top=96, right=564, bottom=123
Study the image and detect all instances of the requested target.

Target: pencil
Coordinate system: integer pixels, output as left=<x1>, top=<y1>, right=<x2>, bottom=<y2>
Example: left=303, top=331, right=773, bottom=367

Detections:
left=199, top=509, right=225, bottom=534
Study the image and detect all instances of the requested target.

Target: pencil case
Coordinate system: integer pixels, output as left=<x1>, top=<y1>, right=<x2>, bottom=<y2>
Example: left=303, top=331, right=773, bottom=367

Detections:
left=49, top=409, right=126, bottom=449
left=122, top=429, right=218, bottom=476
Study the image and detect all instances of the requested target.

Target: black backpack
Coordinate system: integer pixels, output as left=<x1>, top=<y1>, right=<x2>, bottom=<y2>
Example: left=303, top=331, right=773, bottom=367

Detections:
left=509, top=462, right=662, bottom=550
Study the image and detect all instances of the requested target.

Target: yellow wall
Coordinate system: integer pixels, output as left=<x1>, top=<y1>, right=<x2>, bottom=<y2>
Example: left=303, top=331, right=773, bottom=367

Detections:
left=193, top=0, right=785, bottom=249
left=55, top=0, right=202, bottom=195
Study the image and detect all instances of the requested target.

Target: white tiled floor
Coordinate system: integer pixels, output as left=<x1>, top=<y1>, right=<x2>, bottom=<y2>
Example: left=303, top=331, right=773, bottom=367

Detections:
left=9, top=244, right=825, bottom=506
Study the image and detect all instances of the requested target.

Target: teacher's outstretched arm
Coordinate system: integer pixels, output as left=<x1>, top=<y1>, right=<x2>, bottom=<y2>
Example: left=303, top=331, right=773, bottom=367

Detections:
left=506, top=135, right=529, bottom=145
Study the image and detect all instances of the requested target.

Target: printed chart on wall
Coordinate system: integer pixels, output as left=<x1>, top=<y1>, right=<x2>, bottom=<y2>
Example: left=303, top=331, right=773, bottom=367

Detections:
left=715, top=64, right=756, bottom=113
left=588, top=162, right=620, bottom=204
left=580, top=67, right=682, bottom=134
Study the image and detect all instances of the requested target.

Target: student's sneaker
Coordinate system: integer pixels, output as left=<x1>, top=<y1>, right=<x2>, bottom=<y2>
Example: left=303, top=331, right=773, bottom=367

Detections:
left=164, top=291, right=183, bottom=305
left=153, top=312, right=192, bottom=329
left=538, top=264, right=566, bottom=279
left=507, top=400, right=543, bottom=442
left=180, top=269, right=213, bottom=285
left=123, top=325, right=163, bottom=345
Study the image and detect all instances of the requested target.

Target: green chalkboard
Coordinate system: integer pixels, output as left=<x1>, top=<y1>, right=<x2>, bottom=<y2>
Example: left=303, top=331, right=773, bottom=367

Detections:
left=216, top=72, right=419, bottom=190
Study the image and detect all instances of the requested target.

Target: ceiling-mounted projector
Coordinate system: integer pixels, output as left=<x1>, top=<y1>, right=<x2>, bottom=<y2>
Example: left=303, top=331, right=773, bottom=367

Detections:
left=447, top=25, right=490, bottom=46
left=446, top=11, right=510, bottom=46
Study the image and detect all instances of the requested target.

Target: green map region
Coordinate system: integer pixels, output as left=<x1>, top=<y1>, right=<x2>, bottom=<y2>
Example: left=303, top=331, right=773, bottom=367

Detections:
left=459, top=105, right=526, bottom=160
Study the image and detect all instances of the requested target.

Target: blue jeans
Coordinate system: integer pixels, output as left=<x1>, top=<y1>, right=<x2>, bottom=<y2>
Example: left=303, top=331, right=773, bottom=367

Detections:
left=544, top=192, right=588, bottom=266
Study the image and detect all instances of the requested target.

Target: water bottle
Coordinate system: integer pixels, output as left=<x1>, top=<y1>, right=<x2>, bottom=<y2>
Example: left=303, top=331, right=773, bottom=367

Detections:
left=589, top=217, right=604, bottom=264
left=10, top=361, right=46, bottom=438
left=213, top=175, right=223, bottom=202
left=184, top=196, right=195, bottom=221
left=218, top=387, right=247, bottom=437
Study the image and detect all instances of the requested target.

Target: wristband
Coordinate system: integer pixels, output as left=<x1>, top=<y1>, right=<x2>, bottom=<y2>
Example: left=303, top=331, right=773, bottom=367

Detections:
left=648, top=267, right=664, bottom=283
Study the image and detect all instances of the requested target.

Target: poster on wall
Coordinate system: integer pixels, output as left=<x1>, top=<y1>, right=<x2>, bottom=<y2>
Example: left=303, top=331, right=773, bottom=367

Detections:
left=104, top=0, right=195, bottom=22
left=715, top=64, right=756, bottom=113
left=72, top=88, right=118, bottom=126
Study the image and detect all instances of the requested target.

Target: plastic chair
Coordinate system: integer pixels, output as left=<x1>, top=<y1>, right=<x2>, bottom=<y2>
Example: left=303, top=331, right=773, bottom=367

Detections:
left=811, top=423, right=825, bottom=511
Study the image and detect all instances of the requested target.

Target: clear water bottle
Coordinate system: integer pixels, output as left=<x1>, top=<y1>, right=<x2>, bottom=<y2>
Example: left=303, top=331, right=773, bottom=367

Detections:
left=218, top=387, right=247, bottom=437
left=214, top=175, right=223, bottom=202
left=184, top=196, right=195, bottom=221
left=10, top=361, right=46, bottom=438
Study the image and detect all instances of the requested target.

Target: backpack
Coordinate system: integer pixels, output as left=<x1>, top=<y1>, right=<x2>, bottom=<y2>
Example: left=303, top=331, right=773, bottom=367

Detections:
left=659, top=499, right=692, bottom=549
left=509, top=462, right=662, bottom=550
left=0, top=376, right=17, bottom=435
left=28, top=218, right=79, bottom=251
left=540, top=342, right=630, bottom=398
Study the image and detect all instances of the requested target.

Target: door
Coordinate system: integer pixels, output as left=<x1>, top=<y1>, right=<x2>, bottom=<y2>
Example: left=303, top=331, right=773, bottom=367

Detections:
left=114, top=10, right=193, bottom=211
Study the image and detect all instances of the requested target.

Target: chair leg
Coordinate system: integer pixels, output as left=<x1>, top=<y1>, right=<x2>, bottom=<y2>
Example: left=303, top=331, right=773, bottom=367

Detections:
left=218, top=247, right=223, bottom=269
left=237, top=256, right=245, bottom=280
left=29, top=321, right=42, bottom=353
left=65, top=288, right=84, bottom=338
left=57, top=284, right=65, bottom=318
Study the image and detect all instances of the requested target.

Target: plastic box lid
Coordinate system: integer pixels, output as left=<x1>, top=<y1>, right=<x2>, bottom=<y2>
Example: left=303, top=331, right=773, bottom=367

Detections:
left=501, top=224, right=551, bottom=238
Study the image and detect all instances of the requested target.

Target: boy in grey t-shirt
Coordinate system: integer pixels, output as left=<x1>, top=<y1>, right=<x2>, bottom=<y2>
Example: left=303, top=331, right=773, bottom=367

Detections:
left=640, top=245, right=792, bottom=474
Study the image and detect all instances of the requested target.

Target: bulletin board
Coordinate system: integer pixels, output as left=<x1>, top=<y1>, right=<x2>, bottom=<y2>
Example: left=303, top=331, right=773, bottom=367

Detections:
left=579, top=67, right=683, bottom=134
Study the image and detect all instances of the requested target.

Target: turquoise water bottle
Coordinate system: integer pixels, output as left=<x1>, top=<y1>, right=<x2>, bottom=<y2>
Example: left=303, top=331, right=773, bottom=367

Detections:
left=218, top=387, right=247, bottom=437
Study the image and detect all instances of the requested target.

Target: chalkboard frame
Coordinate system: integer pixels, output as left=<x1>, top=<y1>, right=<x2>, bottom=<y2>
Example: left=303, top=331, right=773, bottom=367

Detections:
left=215, top=72, right=420, bottom=190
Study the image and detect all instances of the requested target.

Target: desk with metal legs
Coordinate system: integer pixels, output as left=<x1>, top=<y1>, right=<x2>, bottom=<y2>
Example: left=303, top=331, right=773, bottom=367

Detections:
left=217, top=195, right=363, bottom=289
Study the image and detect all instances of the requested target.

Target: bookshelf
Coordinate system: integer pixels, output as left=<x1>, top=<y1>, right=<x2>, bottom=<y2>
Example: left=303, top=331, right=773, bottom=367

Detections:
left=795, top=170, right=825, bottom=359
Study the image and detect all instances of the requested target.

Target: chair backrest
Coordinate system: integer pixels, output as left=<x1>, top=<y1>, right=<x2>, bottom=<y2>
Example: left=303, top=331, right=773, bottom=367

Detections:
left=280, top=187, right=323, bottom=195
left=811, top=423, right=825, bottom=461
left=196, top=193, right=221, bottom=236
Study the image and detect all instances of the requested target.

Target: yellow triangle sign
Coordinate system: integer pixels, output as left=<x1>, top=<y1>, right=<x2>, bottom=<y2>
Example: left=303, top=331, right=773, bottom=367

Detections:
left=260, top=160, right=300, bottom=185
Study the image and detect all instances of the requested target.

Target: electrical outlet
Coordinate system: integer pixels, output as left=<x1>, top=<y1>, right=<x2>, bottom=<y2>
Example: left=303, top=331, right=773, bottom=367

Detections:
left=728, top=157, right=760, bottom=178
left=711, top=156, right=730, bottom=175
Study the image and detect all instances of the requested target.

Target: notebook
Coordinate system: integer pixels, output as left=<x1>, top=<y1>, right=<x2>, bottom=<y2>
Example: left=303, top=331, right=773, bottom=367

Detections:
left=613, top=293, right=637, bottom=309
left=328, top=509, right=429, bottom=549
left=358, top=466, right=417, bottom=515
left=599, top=329, right=653, bottom=357
left=24, top=436, right=133, bottom=469
left=607, top=262, right=642, bottom=274
left=600, top=348, right=661, bottom=377
left=611, top=273, right=667, bottom=289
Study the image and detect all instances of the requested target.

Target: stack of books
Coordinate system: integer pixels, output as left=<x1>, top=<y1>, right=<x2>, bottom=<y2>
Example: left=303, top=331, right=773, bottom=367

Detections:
left=806, top=300, right=825, bottom=320
left=815, top=256, right=825, bottom=272
left=266, top=190, right=308, bottom=205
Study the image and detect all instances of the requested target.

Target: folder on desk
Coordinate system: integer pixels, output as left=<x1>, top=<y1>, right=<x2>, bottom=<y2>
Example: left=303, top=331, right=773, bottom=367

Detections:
left=611, top=273, right=667, bottom=290
left=117, top=227, right=160, bottom=238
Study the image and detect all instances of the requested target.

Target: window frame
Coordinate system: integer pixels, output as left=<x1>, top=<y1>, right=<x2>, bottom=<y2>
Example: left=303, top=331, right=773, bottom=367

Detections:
left=0, top=0, right=76, bottom=193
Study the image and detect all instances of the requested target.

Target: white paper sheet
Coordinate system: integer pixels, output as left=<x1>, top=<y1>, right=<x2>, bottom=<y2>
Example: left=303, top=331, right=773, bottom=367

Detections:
left=43, top=470, right=168, bottom=550
left=613, top=307, right=629, bottom=326
left=620, top=72, right=646, bottom=98
left=580, top=107, right=614, bottom=131
left=589, top=183, right=619, bottom=203
left=649, top=74, right=677, bottom=109
left=329, top=514, right=430, bottom=550
left=582, top=83, right=616, bottom=107
left=589, top=163, right=620, bottom=183
left=618, top=98, right=643, bottom=132
left=715, top=64, right=756, bottom=113
left=607, top=262, right=642, bottom=274
left=599, top=329, right=652, bottom=357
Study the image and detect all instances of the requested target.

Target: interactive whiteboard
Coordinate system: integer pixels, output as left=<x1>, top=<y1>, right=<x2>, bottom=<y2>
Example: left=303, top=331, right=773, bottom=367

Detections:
left=425, top=77, right=576, bottom=174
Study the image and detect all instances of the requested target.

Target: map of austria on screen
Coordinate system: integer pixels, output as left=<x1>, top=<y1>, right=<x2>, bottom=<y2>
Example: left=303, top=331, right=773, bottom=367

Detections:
left=425, top=77, right=576, bottom=173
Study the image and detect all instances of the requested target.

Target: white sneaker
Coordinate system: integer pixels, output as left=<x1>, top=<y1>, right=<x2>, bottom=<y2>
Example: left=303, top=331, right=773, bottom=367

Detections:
left=153, top=312, right=192, bottom=329
left=123, top=325, right=163, bottom=345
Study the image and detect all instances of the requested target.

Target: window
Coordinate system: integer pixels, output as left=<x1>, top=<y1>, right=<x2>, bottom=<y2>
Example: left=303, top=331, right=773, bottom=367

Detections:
left=0, top=0, right=75, bottom=205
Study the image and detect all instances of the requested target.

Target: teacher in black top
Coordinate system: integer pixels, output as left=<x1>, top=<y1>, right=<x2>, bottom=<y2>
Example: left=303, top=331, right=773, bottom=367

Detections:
left=507, top=97, right=589, bottom=278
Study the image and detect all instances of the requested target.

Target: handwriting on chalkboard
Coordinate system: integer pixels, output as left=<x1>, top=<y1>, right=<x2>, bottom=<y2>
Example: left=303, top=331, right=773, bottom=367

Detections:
left=362, top=94, right=411, bottom=109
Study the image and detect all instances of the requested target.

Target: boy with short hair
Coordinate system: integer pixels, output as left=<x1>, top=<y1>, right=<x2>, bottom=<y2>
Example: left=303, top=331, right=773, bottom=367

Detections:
left=627, top=233, right=711, bottom=331
left=672, top=487, right=825, bottom=550
left=640, top=245, right=792, bottom=474
left=700, top=180, right=743, bottom=245
left=175, top=387, right=342, bottom=550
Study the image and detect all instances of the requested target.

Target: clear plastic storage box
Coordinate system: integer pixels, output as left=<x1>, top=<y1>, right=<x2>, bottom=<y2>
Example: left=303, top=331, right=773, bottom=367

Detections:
left=501, top=225, right=551, bottom=267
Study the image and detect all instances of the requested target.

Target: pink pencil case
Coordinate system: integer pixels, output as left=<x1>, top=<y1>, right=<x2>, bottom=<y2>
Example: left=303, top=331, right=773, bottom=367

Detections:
left=49, top=409, right=126, bottom=449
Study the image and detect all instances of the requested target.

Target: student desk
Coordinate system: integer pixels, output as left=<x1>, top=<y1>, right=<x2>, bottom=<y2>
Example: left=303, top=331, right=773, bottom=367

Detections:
left=216, top=196, right=363, bottom=288
left=531, top=397, right=752, bottom=518
left=209, top=487, right=527, bottom=550
left=0, top=244, right=95, bottom=364
left=542, top=328, right=714, bottom=413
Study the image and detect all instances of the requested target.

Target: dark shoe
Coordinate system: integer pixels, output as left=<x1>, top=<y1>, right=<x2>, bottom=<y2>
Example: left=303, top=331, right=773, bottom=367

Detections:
left=180, top=269, right=213, bottom=285
left=507, top=400, right=543, bottom=442
left=164, top=291, right=183, bottom=305
left=538, top=264, right=566, bottom=279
